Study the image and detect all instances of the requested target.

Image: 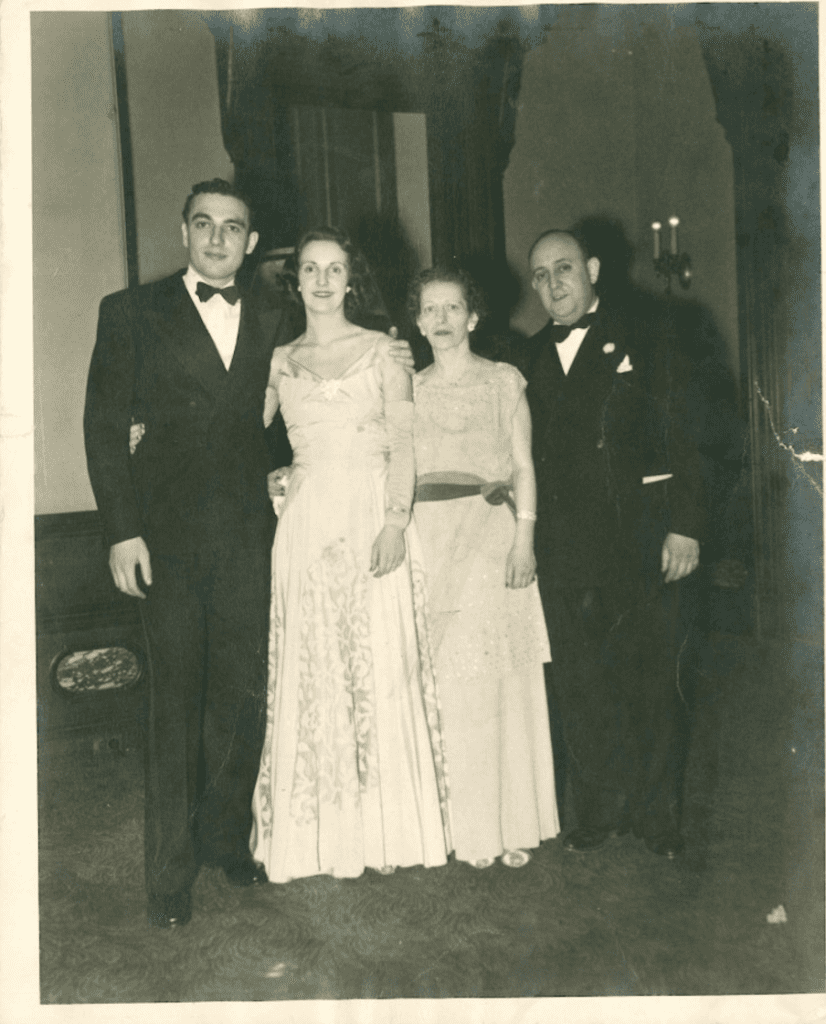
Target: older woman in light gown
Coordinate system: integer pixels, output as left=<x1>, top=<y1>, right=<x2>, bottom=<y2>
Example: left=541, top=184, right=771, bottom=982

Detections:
left=249, top=229, right=450, bottom=882
left=410, top=267, right=559, bottom=869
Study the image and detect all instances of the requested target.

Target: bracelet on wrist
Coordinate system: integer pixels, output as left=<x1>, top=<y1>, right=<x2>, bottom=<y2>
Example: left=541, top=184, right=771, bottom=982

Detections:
left=516, top=510, right=537, bottom=521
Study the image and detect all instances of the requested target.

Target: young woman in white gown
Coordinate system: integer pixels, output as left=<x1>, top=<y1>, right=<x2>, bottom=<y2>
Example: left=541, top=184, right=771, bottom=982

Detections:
left=249, top=229, right=450, bottom=882
left=409, top=267, right=560, bottom=869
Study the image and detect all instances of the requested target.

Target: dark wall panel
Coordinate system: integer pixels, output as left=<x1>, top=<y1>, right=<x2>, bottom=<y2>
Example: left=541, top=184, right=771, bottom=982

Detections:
left=36, top=513, right=146, bottom=753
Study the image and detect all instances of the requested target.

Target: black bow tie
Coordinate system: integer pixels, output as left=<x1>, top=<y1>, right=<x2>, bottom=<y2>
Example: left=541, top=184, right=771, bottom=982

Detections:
left=196, top=281, right=239, bottom=305
left=549, top=312, right=596, bottom=345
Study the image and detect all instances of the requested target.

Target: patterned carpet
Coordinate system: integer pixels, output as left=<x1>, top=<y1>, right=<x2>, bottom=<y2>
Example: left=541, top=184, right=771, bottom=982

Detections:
left=38, top=634, right=823, bottom=1003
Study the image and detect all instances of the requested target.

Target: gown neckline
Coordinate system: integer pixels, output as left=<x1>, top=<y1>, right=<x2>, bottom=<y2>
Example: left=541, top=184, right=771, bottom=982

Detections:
left=287, top=338, right=378, bottom=383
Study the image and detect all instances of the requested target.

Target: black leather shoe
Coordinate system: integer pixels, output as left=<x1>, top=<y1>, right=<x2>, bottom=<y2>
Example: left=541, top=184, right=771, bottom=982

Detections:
left=224, top=857, right=268, bottom=887
left=563, top=827, right=610, bottom=852
left=644, top=830, right=685, bottom=859
left=147, top=890, right=192, bottom=929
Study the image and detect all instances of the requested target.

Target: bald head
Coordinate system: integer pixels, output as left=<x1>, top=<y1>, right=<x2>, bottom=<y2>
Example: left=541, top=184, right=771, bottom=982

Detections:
left=529, top=231, right=600, bottom=326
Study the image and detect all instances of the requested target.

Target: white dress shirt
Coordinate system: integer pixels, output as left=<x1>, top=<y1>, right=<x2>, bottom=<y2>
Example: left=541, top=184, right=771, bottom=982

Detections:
left=554, top=297, right=600, bottom=376
left=183, top=266, right=242, bottom=371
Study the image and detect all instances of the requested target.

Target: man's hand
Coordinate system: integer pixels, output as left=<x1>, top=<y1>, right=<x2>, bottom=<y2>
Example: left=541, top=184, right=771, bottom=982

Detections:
left=267, top=466, right=293, bottom=499
left=384, top=327, right=415, bottom=376
left=661, top=532, right=700, bottom=584
left=109, top=537, right=153, bottom=598
left=267, top=466, right=293, bottom=516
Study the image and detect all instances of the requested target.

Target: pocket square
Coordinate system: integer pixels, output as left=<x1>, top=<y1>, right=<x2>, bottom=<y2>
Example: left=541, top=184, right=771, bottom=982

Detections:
left=616, top=355, right=633, bottom=373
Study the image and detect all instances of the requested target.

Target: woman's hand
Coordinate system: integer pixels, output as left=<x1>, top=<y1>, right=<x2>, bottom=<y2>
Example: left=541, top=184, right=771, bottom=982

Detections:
left=370, top=525, right=406, bottom=577
left=506, top=537, right=536, bottom=589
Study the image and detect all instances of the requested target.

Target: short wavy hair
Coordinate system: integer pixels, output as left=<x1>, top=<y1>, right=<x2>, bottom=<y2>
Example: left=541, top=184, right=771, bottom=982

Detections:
left=181, top=178, right=255, bottom=230
left=285, top=225, right=380, bottom=319
left=406, top=266, right=487, bottom=325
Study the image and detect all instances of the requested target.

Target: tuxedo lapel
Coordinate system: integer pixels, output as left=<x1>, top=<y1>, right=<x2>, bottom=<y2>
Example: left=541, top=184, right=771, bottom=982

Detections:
left=153, top=275, right=231, bottom=399
left=582, top=308, right=635, bottom=377
left=527, top=324, right=565, bottom=409
left=220, top=296, right=267, bottom=405
left=565, top=322, right=607, bottom=384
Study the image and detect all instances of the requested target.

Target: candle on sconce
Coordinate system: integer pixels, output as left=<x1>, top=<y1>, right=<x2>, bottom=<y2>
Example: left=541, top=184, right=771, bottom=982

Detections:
left=651, top=222, right=661, bottom=260
left=668, top=216, right=680, bottom=256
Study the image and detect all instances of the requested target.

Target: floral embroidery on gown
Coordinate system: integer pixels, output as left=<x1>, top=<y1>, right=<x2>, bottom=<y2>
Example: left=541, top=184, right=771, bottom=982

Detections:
left=413, top=361, right=560, bottom=864
left=250, top=337, right=450, bottom=882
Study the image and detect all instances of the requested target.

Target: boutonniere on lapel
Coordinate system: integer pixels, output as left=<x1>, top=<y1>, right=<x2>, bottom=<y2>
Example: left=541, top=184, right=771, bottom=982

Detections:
left=602, top=342, right=633, bottom=374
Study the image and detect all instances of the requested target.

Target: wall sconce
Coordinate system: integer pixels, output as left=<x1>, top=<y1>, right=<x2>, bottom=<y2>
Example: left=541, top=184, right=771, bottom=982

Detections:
left=651, top=217, right=692, bottom=292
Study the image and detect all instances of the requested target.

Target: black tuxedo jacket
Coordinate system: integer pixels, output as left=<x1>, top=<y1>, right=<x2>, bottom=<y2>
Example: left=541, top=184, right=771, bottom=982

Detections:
left=84, top=270, right=293, bottom=554
left=523, top=301, right=705, bottom=588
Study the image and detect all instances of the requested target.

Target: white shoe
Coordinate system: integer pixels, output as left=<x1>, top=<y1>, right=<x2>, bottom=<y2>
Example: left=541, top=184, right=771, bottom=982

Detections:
left=469, top=858, right=496, bottom=870
left=501, top=849, right=531, bottom=869
left=378, top=865, right=397, bottom=875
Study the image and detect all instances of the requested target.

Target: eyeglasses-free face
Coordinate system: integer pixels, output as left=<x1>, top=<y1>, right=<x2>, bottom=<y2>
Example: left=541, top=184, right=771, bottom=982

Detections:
left=416, top=281, right=478, bottom=349
left=181, top=193, right=258, bottom=286
left=296, top=240, right=351, bottom=313
left=529, top=233, right=599, bottom=326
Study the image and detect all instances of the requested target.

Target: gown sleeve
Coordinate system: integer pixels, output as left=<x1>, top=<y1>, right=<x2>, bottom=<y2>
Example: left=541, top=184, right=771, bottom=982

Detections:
left=498, top=362, right=528, bottom=431
left=383, top=398, right=415, bottom=530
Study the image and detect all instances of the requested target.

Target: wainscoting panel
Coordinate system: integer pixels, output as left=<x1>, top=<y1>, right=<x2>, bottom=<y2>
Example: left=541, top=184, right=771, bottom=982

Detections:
left=36, top=512, right=146, bottom=757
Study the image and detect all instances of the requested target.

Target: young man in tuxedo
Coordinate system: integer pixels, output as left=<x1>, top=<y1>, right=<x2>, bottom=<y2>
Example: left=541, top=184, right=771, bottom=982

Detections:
left=84, top=179, right=294, bottom=928
left=524, top=229, right=704, bottom=858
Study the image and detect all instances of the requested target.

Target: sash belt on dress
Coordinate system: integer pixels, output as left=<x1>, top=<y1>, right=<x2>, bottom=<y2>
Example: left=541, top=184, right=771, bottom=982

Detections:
left=414, top=480, right=516, bottom=515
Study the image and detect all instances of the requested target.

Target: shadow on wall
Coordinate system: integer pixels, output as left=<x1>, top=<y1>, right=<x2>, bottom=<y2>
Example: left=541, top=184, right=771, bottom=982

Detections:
left=575, top=216, right=751, bottom=621
left=349, top=211, right=420, bottom=337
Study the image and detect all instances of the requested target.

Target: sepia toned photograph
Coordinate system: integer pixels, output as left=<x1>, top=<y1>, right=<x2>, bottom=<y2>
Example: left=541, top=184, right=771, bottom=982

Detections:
left=11, top=1, right=823, bottom=1016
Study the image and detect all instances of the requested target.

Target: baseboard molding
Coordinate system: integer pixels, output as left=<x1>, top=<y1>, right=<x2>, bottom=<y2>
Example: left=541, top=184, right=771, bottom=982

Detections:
left=34, top=509, right=103, bottom=540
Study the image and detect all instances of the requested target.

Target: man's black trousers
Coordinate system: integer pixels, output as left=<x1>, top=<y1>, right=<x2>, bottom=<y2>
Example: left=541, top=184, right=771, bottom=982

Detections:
left=538, top=568, right=698, bottom=839
left=139, top=543, right=270, bottom=898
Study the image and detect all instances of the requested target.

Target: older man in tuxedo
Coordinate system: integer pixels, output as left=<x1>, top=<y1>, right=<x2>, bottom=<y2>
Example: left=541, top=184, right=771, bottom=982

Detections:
left=84, top=179, right=296, bottom=928
left=524, top=229, right=704, bottom=858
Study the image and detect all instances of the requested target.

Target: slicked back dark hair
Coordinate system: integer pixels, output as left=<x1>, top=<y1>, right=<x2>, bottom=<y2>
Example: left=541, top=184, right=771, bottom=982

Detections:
left=182, top=178, right=255, bottom=230
left=406, top=266, right=488, bottom=323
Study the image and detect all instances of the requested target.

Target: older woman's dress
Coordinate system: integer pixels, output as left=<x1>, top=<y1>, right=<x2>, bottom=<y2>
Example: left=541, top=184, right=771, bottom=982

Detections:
left=250, top=338, right=450, bottom=882
left=413, top=360, right=559, bottom=864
